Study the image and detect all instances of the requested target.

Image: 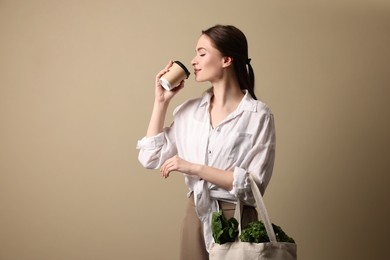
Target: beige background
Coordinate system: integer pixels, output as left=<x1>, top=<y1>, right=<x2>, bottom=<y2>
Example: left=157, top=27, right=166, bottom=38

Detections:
left=1, top=0, right=389, bottom=259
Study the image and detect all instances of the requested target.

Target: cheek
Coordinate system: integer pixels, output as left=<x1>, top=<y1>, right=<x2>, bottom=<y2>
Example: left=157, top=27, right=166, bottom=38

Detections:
left=206, top=64, right=222, bottom=78
left=204, top=60, right=218, bottom=73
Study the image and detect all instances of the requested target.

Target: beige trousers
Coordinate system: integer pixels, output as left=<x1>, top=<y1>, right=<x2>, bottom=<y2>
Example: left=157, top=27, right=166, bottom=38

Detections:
left=179, top=195, right=257, bottom=260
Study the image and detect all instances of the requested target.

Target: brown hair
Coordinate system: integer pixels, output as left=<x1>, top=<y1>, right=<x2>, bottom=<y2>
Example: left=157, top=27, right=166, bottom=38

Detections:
left=202, top=25, right=257, bottom=100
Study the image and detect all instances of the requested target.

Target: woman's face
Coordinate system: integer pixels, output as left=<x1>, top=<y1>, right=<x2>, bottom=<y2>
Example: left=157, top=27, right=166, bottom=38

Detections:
left=191, top=34, right=225, bottom=83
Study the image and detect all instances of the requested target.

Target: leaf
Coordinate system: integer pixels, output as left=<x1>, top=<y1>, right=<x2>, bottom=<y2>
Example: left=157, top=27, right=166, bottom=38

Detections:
left=211, top=210, right=239, bottom=244
left=239, top=221, right=295, bottom=243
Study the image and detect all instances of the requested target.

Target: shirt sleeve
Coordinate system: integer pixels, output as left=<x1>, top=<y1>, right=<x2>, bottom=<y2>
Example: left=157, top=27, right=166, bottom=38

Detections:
left=229, top=112, right=276, bottom=202
left=136, top=124, right=177, bottom=169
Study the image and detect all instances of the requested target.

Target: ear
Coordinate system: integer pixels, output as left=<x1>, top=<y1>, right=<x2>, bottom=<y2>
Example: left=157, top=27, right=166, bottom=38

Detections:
left=222, top=56, right=233, bottom=68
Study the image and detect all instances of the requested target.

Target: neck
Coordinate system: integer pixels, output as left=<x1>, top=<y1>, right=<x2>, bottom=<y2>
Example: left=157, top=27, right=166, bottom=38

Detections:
left=211, top=75, right=244, bottom=109
left=208, top=81, right=244, bottom=128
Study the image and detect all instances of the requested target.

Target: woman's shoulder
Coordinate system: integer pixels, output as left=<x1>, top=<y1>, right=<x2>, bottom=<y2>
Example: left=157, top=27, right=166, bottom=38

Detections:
left=172, top=96, right=203, bottom=117
left=244, top=93, right=273, bottom=117
left=255, top=99, right=273, bottom=115
left=247, top=99, right=275, bottom=132
left=173, top=90, right=211, bottom=117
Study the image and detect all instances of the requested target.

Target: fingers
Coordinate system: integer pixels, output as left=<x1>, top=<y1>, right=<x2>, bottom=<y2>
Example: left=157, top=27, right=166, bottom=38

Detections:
left=156, top=60, right=174, bottom=80
left=164, top=60, right=174, bottom=70
left=171, top=80, right=185, bottom=93
left=160, top=159, right=169, bottom=178
left=160, top=155, right=178, bottom=179
left=161, top=169, right=169, bottom=179
left=160, top=163, right=171, bottom=179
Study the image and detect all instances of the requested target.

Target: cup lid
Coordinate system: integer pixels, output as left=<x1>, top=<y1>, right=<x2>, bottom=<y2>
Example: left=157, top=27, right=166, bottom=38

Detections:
left=174, top=60, right=191, bottom=77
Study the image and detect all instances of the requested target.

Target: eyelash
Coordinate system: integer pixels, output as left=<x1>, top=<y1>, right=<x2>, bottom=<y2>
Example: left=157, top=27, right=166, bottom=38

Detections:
left=200, top=54, right=205, bottom=57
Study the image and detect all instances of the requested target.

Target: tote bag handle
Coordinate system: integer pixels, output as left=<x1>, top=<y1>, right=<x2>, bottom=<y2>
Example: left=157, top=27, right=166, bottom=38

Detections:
left=234, top=174, right=277, bottom=243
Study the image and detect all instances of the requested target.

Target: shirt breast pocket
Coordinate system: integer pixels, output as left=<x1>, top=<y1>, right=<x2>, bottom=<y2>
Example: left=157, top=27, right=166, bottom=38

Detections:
left=227, top=132, right=253, bottom=161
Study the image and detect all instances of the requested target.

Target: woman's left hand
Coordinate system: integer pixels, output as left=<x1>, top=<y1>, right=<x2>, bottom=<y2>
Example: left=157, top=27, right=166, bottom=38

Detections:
left=160, top=155, right=194, bottom=179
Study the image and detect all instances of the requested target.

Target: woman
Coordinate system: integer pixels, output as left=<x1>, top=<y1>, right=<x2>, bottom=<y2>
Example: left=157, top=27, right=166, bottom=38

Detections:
left=137, top=25, right=275, bottom=259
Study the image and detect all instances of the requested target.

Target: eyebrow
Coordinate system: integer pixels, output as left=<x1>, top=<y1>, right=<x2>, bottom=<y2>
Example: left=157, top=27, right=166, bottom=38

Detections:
left=196, top=47, right=207, bottom=52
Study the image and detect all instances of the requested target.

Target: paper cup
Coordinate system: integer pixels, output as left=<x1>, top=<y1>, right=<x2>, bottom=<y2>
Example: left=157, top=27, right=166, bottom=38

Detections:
left=159, top=61, right=190, bottom=91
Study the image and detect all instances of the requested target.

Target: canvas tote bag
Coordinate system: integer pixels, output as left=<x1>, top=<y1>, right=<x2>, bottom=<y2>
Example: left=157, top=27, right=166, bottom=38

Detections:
left=209, top=174, right=297, bottom=260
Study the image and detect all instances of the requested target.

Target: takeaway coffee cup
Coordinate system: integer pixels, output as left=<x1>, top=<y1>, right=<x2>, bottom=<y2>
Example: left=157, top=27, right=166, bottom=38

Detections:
left=159, top=61, right=191, bottom=91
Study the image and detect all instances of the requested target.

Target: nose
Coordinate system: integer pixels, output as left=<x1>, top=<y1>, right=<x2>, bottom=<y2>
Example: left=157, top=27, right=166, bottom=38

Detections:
left=191, top=56, right=197, bottom=66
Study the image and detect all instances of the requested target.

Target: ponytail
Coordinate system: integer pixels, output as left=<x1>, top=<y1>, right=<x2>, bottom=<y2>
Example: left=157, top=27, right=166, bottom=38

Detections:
left=246, top=60, right=257, bottom=100
left=234, top=57, right=257, bottom=100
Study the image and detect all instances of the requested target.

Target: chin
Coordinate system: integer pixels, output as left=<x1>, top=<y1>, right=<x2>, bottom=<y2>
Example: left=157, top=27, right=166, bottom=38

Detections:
left=194, top=76, right=206, bottom=83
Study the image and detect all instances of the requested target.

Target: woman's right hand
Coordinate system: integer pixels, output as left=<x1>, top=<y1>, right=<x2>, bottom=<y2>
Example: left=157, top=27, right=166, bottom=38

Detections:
left=154, top=61, right=185, bottom=103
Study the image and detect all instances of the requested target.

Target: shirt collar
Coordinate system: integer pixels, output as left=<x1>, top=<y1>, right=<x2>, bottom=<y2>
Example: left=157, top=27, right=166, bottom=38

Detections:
left=199, top=88, right=213, bottom=107
left=199, top=87, right=257, bottom=113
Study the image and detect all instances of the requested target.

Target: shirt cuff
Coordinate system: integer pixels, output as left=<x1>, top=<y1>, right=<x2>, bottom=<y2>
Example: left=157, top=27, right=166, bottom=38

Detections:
left=136, top=132, right=165, bottom=150
left=229, top=167, right=251, bottom=197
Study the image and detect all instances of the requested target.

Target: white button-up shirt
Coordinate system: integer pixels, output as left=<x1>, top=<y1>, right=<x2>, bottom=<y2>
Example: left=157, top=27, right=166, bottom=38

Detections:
left=137, top=88, right=275, bottom=251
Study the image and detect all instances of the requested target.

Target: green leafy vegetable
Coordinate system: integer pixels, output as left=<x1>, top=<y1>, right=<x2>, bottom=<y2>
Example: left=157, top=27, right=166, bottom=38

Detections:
left=211, top=210, right=295, bottom=244
left=239, top=221, right=295, bottom=243
left=211, top=210, right=239, bottom=244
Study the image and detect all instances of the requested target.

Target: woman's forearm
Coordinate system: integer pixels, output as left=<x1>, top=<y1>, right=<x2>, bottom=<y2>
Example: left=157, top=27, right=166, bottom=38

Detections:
left=191, top=164, right=234, bottom=191
left=146, top=100, right=170, bottom=137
